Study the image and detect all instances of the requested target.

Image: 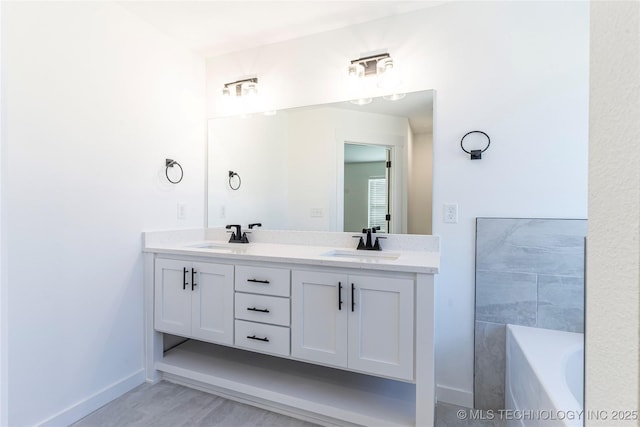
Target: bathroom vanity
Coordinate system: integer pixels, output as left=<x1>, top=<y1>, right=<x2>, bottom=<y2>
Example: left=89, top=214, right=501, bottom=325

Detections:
left=143, top=228, right=439, bottom=426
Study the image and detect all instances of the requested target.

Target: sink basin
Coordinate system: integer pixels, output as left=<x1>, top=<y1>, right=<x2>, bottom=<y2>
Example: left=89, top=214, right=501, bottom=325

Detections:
left=185, top=242, right=248, bottom=252
left=321, top=249, right=401, bottom=261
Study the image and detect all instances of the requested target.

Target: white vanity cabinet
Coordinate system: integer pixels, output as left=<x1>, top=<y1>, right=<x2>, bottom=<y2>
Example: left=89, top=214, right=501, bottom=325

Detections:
left=291, top=270, right=415, bottom=381
left=144, top=230, right=438, bottom=427
left=154, top=258, right=234, bottom=345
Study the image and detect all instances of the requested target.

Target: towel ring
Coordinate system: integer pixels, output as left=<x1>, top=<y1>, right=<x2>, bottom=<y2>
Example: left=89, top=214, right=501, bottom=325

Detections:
left=228, top=170, right=241, bottom=190
left=460, top=131, right=491, bottom=160
left=165, top=159, right=183, bottom=184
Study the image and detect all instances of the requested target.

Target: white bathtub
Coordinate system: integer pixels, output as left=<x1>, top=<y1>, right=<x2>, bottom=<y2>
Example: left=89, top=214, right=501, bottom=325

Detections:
left=505, top=324, right=584, bottom=427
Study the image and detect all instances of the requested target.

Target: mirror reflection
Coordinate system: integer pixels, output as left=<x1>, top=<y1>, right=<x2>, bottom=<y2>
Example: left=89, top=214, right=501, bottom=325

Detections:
left=207, top=89, right=434, bottom=234
left=344, top=143, right=390, bottom=233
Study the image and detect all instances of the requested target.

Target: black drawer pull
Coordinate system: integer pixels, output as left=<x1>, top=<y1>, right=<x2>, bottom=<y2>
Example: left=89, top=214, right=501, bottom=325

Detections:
left=191, top=268, right=197, bottom=291
left=246, top=335, right=269, bottom=342
left=183, top=267, right=188, bottom=290
left=247, top=278, right=270, bottom=284
left=246, top=307, right=270, bottom=313
left=338, top=282, right=343, bottom=311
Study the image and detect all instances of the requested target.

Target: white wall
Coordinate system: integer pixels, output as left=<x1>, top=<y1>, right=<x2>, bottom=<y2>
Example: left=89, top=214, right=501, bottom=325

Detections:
left=205, top=2, right=589, bottom=405
left=3, top=2, right=205, bottom=425
left=587, top=2, right=640, bottom=424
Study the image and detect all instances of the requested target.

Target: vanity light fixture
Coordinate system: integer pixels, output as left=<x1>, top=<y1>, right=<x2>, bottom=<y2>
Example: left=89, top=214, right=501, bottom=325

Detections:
left=222, top=77, right=259, bottom=98
left=347, top=53, right=404, bottom=104
left=349, top=53, right=391, bottom=78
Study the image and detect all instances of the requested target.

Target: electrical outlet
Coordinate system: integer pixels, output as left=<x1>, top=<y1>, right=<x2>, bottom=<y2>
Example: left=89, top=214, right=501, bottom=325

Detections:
left=177, top=202, right=187, bottom=220
left=444, top=203, right=458, bottom=224
left=310, top=208, right=324, bottom=218
left=219, top=205, right=226, bottom=219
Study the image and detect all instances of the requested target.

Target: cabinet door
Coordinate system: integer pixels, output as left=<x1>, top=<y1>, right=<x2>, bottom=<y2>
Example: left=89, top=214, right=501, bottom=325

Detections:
left=348, top=276, right=414, bottom=381
left=154, top=259, right=191, bottom=336
left=191, top=262, right=234, bottom=345
left=291, top=271, right=348, bottom=367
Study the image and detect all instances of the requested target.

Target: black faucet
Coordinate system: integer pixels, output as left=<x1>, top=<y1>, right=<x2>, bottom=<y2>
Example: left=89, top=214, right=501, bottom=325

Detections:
left=248, top=223, right=262, bottom=229
left=226, top=224, right=249, bottom=243
left=353, top=226, right=385, bottom=251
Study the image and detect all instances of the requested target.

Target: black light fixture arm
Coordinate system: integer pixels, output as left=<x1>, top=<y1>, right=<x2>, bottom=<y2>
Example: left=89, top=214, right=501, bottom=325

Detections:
left=350, top=52, right=390, bottom=64
left=223, top=77, right=258, bottom=88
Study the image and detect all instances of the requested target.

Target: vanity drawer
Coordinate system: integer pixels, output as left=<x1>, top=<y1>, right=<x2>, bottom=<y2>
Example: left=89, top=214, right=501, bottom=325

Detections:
left=234, top=320, right=290, bottom=357
left=235, top=293, right=290, bottom=326
left=235, top=265, right=290, bottom=297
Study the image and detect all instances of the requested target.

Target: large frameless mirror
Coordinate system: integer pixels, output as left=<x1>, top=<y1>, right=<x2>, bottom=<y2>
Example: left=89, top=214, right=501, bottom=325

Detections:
left=207, top=89, right=434, bottom=234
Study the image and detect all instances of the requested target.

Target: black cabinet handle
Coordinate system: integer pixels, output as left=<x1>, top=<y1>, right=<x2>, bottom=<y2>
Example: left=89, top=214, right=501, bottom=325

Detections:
left=247, top=278, right=270, bottom=284
left=338, top=282, right=343, bottom=311
left=246, top=335, right=269, bottom=342
left=191, top=268, right=197, bottom=291
left=183, top=267, right=188, bottom=290
left=246, top=307, right=270, bottom=313
left=351, top=283, right=355, bottom=312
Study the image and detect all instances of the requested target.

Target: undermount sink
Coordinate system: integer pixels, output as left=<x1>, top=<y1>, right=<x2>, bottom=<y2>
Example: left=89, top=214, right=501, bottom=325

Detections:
left=185, top=242, right=248, bottom=252
left=321, top=249, right=401, bottom=261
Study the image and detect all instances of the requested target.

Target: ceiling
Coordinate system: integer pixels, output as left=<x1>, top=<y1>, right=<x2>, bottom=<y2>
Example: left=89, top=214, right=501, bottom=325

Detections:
left=118, top=1, right=443, bottom=57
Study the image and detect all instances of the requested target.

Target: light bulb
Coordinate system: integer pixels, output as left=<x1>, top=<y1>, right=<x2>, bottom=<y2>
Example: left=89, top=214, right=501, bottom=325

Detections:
left=347, top=63, right=365, bottom=79
left=243, top=82, right=258, bottom=97
left=350, top=97, right=373, bottom=106
left=377, top=58, right=400, bottom=90
left=383, top=93, right=406, bottom=101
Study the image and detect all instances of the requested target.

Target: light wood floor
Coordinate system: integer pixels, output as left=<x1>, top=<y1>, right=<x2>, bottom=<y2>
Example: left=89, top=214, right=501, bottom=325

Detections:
left=71, top=381, right=504, bottom=427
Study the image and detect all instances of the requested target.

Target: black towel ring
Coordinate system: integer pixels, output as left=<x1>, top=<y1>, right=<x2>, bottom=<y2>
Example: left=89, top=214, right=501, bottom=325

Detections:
left=165, top=159, right=183, bottom=184
left=228, top=170, right=241, bottom=190
left=460, top=131, right=491, bottom=160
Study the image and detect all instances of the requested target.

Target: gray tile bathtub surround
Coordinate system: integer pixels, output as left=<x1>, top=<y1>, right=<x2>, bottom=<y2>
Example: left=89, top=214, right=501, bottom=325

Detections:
left=474, top=321, right=506, bottom=410
left=476, top=218, right=587, bottom=277
left=474, top=218, right=586, bottom=411
left=538, top=275, right=585, bottom=333
left=475, top=271, right=537, bottom=326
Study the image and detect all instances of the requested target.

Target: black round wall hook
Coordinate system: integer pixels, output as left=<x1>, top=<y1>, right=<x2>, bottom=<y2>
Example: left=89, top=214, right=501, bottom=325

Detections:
left=228, top=170, right=241, bottom=190
left=460, top=130, right=491, bottom=160
left=165, top=159, right=183, bottom=184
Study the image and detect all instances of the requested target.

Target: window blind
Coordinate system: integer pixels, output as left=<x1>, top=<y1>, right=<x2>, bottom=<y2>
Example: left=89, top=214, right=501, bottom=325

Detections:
left=368, top=177, right=387, bottom=233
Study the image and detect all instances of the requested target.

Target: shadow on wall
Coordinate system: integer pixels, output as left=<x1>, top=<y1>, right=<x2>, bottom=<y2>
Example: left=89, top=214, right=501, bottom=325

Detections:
left=473, top=218, right=587, bottom=410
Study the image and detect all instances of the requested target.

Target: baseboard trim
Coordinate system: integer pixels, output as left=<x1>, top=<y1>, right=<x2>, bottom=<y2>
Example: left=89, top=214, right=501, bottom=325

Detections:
left=37, top=369, right=145, bottom=427
left=437, top=384, right=474, bottom=408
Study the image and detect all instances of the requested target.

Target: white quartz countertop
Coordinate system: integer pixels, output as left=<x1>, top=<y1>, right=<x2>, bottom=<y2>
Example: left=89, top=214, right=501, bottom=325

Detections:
left=143, top=229, right=439, bottom=274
